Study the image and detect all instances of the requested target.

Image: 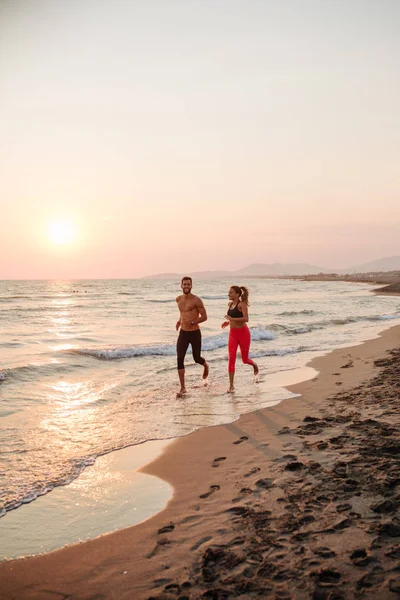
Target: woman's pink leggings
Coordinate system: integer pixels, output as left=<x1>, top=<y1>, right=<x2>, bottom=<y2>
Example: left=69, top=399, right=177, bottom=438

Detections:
left=228, top=325, right=256, bottom=373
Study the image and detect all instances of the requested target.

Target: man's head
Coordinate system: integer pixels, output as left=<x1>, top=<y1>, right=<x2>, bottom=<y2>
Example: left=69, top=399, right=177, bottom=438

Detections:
left=181, top=276, right=192, bottom=295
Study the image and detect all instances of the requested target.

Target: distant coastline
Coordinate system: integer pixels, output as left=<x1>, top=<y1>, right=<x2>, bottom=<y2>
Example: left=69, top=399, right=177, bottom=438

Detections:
left=286, top=272, right=400, bottom=295
left=143, top=255, right=400, bottom=281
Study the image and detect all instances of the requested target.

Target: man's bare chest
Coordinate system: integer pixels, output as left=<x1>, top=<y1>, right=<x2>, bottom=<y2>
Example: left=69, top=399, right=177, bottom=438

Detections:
left=178, top=300, right=197, bottom=313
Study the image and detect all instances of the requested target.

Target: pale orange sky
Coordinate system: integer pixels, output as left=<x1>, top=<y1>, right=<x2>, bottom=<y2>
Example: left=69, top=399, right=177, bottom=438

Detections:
left=0, top=0, right=399, bottom=279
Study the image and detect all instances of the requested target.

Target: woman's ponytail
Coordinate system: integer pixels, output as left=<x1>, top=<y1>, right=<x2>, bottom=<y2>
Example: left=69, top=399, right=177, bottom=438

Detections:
left=240, top=286, right=249, bottom=305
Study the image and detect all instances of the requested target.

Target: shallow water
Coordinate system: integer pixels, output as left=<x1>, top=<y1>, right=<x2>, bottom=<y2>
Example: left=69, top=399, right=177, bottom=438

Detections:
left=1, top=278, right=399, bottom=519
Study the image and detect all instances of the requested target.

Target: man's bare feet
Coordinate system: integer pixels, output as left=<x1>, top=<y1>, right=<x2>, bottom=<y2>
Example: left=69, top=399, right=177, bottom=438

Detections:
left=227, top=386, right=235, bottom=393
left=176, top=387, right=187, bottom=398
left=203, top=361, right=209, bottom=380
left=253, top=363, right=259, bottom=376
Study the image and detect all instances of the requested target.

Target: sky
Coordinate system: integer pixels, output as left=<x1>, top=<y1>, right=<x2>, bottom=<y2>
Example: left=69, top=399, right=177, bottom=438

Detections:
left=0, top=0, right=399, bottom=279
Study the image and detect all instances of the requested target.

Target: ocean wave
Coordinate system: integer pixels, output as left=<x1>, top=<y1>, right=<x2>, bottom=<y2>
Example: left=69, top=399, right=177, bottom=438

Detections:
left=0, top=455, right=97, bottom=518
left=277, top=309, right=317, bottom=317
left=268, top=312, right=400, bottom=336
left=146, top=299, right=176, bottom=303
left=0, top=341, right=26, bottom=348
left=202, top=295, right=228, bottom=300
left=0, top=296, right=29, bottom=301
left=71, top=326, right=275, bottom=360
left=0, top=304, right=88, bottom=314
left=0, top=361, right=76, bottom=384
left=0, top=294, right=91, bottom=301
left=249, top=326, right=276, bottom=341
left=250, top=345, right=310, bottom=359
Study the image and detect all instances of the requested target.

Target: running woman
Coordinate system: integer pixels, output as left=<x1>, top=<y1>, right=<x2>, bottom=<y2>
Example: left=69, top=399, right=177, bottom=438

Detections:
left=221, top=285, right=258, bottom=393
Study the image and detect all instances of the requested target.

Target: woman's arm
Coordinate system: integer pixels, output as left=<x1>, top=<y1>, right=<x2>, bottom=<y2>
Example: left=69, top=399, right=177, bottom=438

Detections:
left=221, top=302, right=232, bottom=328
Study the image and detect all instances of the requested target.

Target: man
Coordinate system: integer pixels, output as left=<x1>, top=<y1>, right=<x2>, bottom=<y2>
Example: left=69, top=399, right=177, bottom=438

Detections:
left=176, top=276, right=209, bottom=397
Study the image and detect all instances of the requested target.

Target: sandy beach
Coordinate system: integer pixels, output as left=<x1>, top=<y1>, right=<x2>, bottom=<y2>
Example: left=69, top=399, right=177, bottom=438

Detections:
left=2, top=0, right=399, bottom=596
left=1, top=323, right=400, bottom=599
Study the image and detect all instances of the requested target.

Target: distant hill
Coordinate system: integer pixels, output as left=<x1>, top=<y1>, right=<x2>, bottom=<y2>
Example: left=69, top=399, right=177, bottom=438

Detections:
left=191, top=270, right=232, bottom=278
left=145, top=272, right=181, bottom=280
left=341, top=256, right=400, bottom=274
left=235, top=263, right=332, bottom=276
left=143, top=256, right=400, bottom=279
left=145, top=263, right=332, bottom=279
left=146, top=271, right=232, bottom=280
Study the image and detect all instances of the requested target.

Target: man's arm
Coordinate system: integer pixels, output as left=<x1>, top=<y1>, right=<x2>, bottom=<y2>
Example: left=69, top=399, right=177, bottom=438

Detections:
left=176, top=296, right=181, bottom=330
left=192, top=298, right=208, bottom=325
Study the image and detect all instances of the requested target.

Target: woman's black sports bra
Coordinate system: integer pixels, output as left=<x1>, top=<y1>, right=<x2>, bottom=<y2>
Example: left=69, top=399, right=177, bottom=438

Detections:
left=227, top=303, right=243, bottom=318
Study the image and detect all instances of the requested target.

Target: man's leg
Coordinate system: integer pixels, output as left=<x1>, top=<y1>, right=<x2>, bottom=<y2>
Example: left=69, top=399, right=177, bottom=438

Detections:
left=191, top=330, right=209, bottom=380
left=177, top=330, right=190, bottom=397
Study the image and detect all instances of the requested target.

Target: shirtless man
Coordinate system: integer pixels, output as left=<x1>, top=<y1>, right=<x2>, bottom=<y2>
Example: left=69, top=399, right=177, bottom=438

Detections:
left=176, top=276, right=209, bottom=397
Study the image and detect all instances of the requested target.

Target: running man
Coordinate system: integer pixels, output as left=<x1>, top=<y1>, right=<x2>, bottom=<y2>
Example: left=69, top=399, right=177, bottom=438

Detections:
left=176, top=276, right=209, bottom=397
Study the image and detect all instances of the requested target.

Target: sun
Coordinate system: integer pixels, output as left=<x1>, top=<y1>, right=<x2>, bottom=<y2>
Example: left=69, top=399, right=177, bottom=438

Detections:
left=47, top=219, right=78, bottom=245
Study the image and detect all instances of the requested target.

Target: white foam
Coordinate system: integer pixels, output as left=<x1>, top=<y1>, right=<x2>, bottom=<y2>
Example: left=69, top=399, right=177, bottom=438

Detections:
left=250, top=345, right=309, bottom=358
left=250, top=326, right=276, bottom=341
left=75, top=344, right=176, bottom=359
left=72, top=326, right=275, bottom=360
left=271, top=312, right=400, bottom=336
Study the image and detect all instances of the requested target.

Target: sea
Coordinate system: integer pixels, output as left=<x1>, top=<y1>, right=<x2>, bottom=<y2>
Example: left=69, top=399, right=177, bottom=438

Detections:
left=1, top=277, right=399, bottom=546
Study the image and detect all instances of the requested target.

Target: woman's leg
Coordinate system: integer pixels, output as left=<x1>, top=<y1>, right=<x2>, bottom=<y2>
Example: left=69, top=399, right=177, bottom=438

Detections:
left=228, top=330, right=239, bottom=392
left=238, top=326, right=259, bottom=375
left=228, top=371, right=235, bottom=392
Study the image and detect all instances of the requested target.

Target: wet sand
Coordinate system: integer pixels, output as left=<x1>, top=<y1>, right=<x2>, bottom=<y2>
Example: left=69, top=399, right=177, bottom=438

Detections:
left=1, top=325, right=400, bottom=599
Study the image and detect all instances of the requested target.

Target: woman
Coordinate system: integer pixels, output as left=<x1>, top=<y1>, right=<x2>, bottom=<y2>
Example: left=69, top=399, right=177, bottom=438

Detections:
left=221, top=285, right=259, bottom=393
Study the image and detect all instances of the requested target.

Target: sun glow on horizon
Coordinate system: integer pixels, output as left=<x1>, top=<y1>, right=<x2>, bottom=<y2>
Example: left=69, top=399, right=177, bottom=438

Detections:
left=47, top=220, right=78, bottom=245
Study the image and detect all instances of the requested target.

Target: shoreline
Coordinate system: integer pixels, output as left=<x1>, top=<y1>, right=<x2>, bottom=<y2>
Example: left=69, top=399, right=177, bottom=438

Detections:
left=1, top=323, right=400, bottom=598
left=0, top=440, right=172, bottom=561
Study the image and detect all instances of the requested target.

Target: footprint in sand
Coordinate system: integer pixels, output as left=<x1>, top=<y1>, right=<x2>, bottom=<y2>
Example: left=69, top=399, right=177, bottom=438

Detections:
left=341, top=359, right=354, bottom=368
left=255, top=478, right=274, bottom=489
left=180, top=514, right=200, bottom=525
left=158, top=523, right=175, bottom=535
left=244, top=466, right=260, bottom=478
left=199, top=484, right=220, bottom=499
left=153, top=577, right=173, bottom=586
left=231, top=487, right=253, bottom=503
left=212, top=456, right=226, bottom=468
left=233, top=436, right=248, bottom=445
left=164, top=583, right=181, bottom=594
left=350, top=548, right=370, bottom=566
left=190, top=536, right=213, bottom=551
